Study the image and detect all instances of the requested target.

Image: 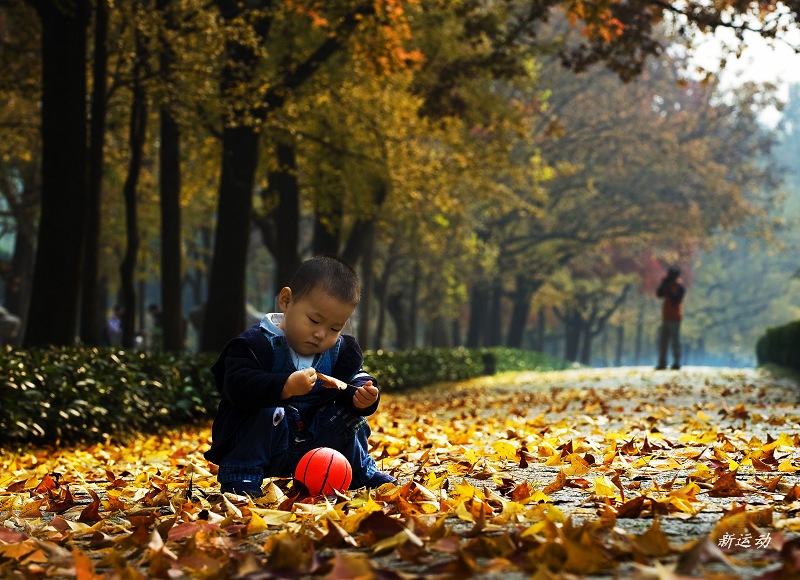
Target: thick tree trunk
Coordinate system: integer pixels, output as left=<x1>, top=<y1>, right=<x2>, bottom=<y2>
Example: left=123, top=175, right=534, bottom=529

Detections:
left=357, top=228, right=374, bottom=349
left=201, top=0, right=262, bottom=353
left=119, top=54, right=148, bottom=348
left=158, top=0, right=184, bottom=352
left=80, top=0, right=108, bottom=345
left=507, top=276, right=535, bottom=348
left=159, top=108, right=183, bottom=351
left=561, top=309, right=582, bottom=362
left=266, top=140, right=301, bottom=293
left=466, top=283, right=489, bottom=348
left=25, top=0, right=89, bottom=347
left=486, top=280, right=503, bottom=347
left=533, top=307, right=546, bottom=352
left=387, top=291, right=412, bottom=349
left=409, top=262, right=420, bottom=347
left=614, top=323, right=624, bottom=366
left=312, top=191, right=343, bottom=257
left=201, top=124, right=259, bottom=352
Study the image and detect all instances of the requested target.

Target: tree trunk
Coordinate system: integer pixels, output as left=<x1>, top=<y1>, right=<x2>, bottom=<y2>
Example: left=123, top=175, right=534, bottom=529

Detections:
left=409, top=262, right=420, bottom=347
left=507, top=275, right=535, bottom=348
left=159, top=107, right=182, bottom=351
left=387, top=291, right=411, bottom=349
left=25, top=0, right=89, bottom=347
left=157, top=0, right=183, bottom=352
left=562, top=309, right=582, bottom=362
left=255, top=136, right=301, bottom=299
left=466, top=283, right=489, bottom=347
left=312, top=190, right=343, bottom=256
left=357, top=228, right=374, bottom=348
left=80, top=0, right=108, bottom=345
left=372, top=245, right=397, bottom=350
left=201, top=124, right=259, bottom=352
left=634, top=298, right=645, bottom=365
left=201, top=0, right=262, bottom=353
left=119, top=43, right=148, bottom=348
left=486, top=280, right=503, bottom=347
left=341, top=180, right=388, bottom=267
left=614, top=323, right=624, bottom=366
left=534, top=307, right=546, bottom=352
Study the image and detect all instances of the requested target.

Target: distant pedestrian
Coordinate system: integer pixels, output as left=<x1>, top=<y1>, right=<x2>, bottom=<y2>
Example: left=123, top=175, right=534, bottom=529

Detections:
left=148, top=303, right=164, bottom=351
left=0, top=305, right=21, bottom=345
left=105, top=305, right=123, bottom=346
left=656, top=266, right=686, bottom=370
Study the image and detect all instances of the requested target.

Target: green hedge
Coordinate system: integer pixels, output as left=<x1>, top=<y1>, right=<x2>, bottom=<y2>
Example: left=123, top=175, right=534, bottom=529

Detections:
left=0, top=347, right=218, bottom=446
left=756, top=320, right=800, bottom=371
left=0, top=345, right=567, bottom=447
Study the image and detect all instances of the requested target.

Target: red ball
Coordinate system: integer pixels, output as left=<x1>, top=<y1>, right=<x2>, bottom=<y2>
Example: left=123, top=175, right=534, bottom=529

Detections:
left=294, top=447, right=352, bottom=495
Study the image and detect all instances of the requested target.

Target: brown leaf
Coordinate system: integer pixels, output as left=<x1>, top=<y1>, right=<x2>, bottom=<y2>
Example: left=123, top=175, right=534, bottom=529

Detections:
left=635, top=518, right=672, bottom=557
left=34, top=473, right=58, bottom=495
left=784, top=484, right=800, bottom=503
left=709, top=470, right=745, bottom=498
left=675, top=536, right=734, bottom=575
left=543, top=470, right=566, bottom=494
left=45, top=486, right=74, bottom=513
left=78, top=489, right=102, bottom=524
left=616, top=495, right=647, bottom=518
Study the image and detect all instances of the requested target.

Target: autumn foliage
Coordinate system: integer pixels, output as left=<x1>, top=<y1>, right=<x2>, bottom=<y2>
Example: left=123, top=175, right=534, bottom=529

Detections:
left=2, top=367, right=800, bottom=578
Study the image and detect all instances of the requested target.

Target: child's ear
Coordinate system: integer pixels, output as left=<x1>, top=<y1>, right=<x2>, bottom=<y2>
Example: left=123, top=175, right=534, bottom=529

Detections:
left=277, top=287, right=293, bottom=312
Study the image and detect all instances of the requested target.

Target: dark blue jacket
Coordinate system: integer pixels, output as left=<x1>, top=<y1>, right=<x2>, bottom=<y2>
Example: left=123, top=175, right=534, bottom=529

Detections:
left=204, top=323, right=378, bottom=463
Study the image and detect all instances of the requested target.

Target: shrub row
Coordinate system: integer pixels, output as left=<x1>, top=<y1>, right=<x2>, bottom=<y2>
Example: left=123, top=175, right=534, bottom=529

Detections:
left=756, top=320, right=800, bottom=372
left=0, top=345, right=568, bottom=447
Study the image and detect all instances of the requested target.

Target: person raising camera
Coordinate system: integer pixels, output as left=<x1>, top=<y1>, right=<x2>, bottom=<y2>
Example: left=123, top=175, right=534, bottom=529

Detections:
left=656, top=266, right=686, bottom=370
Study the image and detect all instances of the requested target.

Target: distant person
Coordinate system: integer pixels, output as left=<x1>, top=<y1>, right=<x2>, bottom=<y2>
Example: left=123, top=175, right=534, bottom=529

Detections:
left=105, top=305, right=123, bottom=346
left=0, top=305, right=21, bottom=345
left=656, top=266, right=686, bottom=370
left=204, top=255, right=396, bottom=497
left=148, top=303, right=164, bottom=351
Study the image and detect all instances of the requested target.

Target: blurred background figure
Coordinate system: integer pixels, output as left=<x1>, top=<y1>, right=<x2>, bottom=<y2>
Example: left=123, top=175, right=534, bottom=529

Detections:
left=656, top=266, right=686, bottom=370
left=105, top=304, right=123, bottom=346
left=0, top=305, right=21, bottom=345
left=147, top=303, right=164, bottom=351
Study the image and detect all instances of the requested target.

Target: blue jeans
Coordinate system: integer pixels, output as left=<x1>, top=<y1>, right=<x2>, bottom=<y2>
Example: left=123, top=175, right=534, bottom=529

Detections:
left=217, top=402, right=377, bottom=488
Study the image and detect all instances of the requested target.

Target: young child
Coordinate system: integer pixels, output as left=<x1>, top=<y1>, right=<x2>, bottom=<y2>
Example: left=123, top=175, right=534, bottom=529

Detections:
left=204, top=255, right=396, bottom=496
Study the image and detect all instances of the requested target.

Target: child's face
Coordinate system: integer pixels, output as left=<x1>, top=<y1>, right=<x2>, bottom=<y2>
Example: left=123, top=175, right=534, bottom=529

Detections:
left=277, top=286, right=355, bottom=356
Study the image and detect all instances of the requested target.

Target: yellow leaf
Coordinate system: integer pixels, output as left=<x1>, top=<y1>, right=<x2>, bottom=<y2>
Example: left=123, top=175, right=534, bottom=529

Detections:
left=248, top=508, right=293, bottom=526
left=592, top=476, right=619, bottom=498
left=563, top=453, right=591, bottom=476
left=492, top=440, right=517, bottom=461
left=778, top=458, right=799, bottom=472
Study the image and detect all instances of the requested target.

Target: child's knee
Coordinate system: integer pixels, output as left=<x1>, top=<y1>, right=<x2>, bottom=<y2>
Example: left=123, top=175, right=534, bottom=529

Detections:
left=317, top=405, right=369, bottom=439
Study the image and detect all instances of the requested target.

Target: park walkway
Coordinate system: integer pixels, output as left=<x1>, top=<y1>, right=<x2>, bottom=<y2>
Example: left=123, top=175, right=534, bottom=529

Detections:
left=1, top=366, right=799, bottom=578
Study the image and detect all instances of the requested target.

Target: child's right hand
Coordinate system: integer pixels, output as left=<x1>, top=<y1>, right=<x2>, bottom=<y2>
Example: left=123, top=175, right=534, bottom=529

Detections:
left=282, top=368, right=317, bottom=399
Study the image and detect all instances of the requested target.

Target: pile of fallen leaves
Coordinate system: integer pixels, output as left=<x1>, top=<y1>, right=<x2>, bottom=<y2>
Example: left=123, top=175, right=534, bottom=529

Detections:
left=2, top=367, right=800, bottom=578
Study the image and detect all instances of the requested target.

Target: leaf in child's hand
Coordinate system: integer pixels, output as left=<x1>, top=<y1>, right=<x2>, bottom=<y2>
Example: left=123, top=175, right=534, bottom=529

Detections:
left=317, top=372, right=347, bottom=390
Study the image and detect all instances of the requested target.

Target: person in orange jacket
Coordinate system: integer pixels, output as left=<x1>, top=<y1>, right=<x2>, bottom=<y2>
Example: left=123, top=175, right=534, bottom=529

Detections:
left=656, top=266, right=686, bottom=370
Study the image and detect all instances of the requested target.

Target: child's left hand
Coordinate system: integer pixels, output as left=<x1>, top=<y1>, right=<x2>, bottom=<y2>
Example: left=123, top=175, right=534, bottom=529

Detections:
left=353, top=381, right=379, bottom=409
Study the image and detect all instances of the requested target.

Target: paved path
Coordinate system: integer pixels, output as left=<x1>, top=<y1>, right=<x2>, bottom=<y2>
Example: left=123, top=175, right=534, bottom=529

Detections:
left=373, top=366, right=800, bottom=578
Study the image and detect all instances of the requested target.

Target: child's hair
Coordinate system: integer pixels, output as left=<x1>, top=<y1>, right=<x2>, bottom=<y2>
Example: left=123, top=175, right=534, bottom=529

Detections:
left=289, top=255, right=360, bottom=305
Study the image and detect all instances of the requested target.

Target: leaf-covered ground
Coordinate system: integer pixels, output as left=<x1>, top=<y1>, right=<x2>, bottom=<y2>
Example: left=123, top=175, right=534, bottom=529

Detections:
left=2, top=367, right=800, bottom=579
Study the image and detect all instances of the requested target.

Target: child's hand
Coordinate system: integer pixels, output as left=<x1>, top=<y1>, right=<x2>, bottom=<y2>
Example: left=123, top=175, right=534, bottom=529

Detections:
left=353, top=381, right=379, bottom=409
left=282, top=368, right=317, bottom=399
